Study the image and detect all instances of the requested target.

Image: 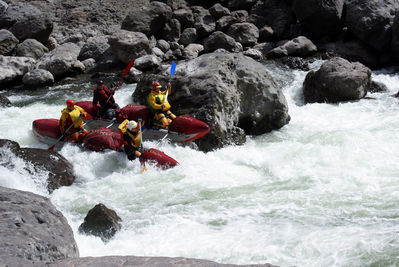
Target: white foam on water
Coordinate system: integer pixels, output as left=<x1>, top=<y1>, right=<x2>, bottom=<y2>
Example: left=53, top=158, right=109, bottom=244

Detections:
left=1, top=70, right=399, bottom=266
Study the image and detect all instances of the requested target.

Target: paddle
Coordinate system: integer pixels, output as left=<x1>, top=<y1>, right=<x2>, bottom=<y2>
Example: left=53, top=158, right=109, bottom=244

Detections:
left=138, top=119, right=147, bottom=173
left=105, top=61, right=134, bottom=105
left=48, top=115, right=83, bottom=150
left=163, top=61, right=176, bottom=107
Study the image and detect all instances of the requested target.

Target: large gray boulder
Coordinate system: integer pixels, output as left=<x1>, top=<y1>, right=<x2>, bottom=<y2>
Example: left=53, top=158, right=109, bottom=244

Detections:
left=179, top=27, right=197, bottom=46
left=22, top=69, right=54, bottom=87
left=303, top=57, right=371, bottom=103
left=16, top=38, right=49, bottom=60
left=0, top=139, right=76, bottom=192
left=345, top=0, right=399, bottom=51
left=0, top=55, right=36, bottom=84
left=209, top=3, right=231, bottom=19
left=108, top=30, right=151, bottom=65
left=0, top=29, right=18, bottom=55
left=37, top=42, right=81, bottom=78
left=216, top=10, right=248, bottom=32
left=292, top=0, right=344, bottom=38
left=0, top=186, right=79, bottom=265
left=121, top=1, right=172, bottom=36
left=0, top=2, right=53, bottom=43
left=133, top=52, right=290, bottom=151
left=0, top=0, right=7, bottom=15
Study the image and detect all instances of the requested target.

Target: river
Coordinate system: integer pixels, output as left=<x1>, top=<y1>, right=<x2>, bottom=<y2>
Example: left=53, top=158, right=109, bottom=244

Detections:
left=1, top=61, right=399, bottom=266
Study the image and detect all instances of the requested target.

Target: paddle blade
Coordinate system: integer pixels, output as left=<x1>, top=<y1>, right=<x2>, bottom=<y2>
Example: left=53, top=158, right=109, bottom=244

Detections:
left=170, top=61, right=176, bottom=77
left=141, top=164, right=147, bottom=173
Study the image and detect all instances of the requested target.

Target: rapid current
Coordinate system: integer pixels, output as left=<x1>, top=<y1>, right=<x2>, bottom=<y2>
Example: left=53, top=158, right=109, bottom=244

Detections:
left=1, top=60, right=399, bottom=266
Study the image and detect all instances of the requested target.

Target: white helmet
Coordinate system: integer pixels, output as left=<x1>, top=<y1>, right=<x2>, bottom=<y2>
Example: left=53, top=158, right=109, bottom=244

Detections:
left=127, top=120, right=138, bottom=131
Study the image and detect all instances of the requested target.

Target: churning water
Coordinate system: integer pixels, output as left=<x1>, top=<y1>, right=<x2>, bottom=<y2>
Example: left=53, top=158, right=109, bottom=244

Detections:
left=1, top=63, right=399, bottom=267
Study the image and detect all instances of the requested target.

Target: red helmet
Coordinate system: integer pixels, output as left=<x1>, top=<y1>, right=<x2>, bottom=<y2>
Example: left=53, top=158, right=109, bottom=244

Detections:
left=66, top=99, right=75, bottom=108
left=152, top=81, right=161, bottom=90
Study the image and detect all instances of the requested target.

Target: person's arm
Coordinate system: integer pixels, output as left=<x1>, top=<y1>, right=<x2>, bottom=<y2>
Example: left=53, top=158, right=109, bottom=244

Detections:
left=59, top=111, right=67, bottom=132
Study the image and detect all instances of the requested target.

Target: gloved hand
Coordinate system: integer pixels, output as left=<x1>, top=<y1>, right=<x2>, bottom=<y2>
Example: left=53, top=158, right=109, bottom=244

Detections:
left=111, top=90, right=115, bottom=95
left=80, top=113, right=85, bottom=117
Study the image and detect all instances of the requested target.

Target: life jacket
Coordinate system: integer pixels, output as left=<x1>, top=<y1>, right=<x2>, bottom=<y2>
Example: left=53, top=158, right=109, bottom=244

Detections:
left=147, top=89, right=171, bottom=113
left=93, top=85, right=114, bottom=108
left=60, top=105, right=85, bottom=131
left=118, top=119, right=141, bottom=147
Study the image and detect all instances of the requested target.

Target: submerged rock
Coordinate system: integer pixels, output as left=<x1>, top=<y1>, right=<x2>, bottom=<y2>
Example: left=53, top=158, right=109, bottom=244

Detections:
left=79, top=203, right=122, bottom=242
left=0, top=94, right=11, bottom=107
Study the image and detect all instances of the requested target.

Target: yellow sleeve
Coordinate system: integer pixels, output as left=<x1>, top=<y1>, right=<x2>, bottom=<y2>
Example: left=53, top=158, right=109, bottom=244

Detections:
left=76, top=105, right=87, bottom=116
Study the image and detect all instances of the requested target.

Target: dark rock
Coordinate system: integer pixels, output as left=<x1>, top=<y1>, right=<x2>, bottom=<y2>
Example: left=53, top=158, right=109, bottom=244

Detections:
left=122, top=1, right=172, bottom=37
left=292, top=0, right=344, bottom=38
left=392, top=13, right=399, bottom=60
left=267, top=36, right=317, bottom=58
left=124, top=67, right=143, bottom=83
left=16, top=39, right=49, bottom=60
left=157, top=39, right=170, bottom=52
left=0, top=29, right=19, bottom=55
left=227, top=22, right=259, bottom=47
left=345, top=0, right=399, bottom=51
left=193, top=6, right=216, bottom=38
left=162, top=18, right=181, bottom=42
left=0, top=94, right=11, bottom=107
left=0, top=2, right=53, bottom=43
left=253, top=42, right=275, bottom=57
left=320, top=40, right=382, bottom=69
left=180, top=27, right=198, bottom=46
left=22, top=69, right=54, bottom=87
left=258, top=25, right=274, bottom=42
left=78, top=36, right=110, bottom=61
left=0, top=139, right=76, bottom=192
left=303, top=57, right=371, bottom=103
left=166, top=0, right=189, bottom=10
left=133, top=52, right=290, bottom=151
left=216, top=10, right=248, bottom=32
left=249, top=0, right=295, bottom=38
left=278, top=56, right=310, bottom=71
left=227, top=0, right=257, bottom=11
left=43, top=36, right=57, bottom=51
left=78, top=203, right=122, bottom=242
left=0, top=186, right=79, bottom=264
left=153, top=47, right=165, bottom=58
left=108, top=30, right=151, bottom=65
left=204, top=31, right=239, bottom=52
left=173, top=8, right=195, bottom=29
left=209, top=3, right=230, bottom=19
left=369, top=80, right=388, bottom=93
left=81, top=58, right=96, bottom=73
